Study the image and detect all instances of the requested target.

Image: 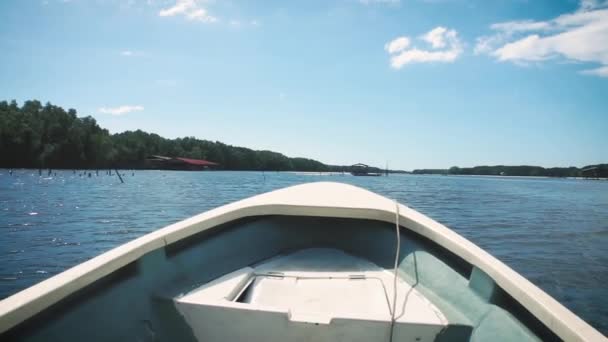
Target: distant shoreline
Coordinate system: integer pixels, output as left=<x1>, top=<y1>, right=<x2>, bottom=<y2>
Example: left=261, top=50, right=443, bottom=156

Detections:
left=2, top=101, right=604, bottom=178
left=412, top=173, right=608, bottom=180
left=2, top=168, right=607, bottom=180
left=412, top=164, right=607, bottom=179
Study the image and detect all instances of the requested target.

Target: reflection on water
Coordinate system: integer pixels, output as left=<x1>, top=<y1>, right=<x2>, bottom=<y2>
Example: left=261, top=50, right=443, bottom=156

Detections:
left=0, top=170, right=607, bottom=334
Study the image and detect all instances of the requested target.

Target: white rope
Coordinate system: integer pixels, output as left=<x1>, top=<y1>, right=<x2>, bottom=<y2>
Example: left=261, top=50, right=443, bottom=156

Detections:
left=389, top=200, right=401, bottom=342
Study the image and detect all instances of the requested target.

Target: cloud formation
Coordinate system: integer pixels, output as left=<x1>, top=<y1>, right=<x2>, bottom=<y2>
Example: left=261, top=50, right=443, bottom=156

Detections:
left=385, top=27, right=463, bottom=69
left=384, top=37, right=410, bottom=54
left=475, top=0, right=608, bottom=77
left=159, top=0, right=217, bottom=23
left=99, top=105, right=144, bottom=116
left=120, top=50, right=144, bottom=57
left=422, top=26, right=451, bottom=48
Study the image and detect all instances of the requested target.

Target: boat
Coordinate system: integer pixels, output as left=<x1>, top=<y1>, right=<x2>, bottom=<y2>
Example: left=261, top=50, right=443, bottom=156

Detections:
left=0, top=182, right=604, bottom=341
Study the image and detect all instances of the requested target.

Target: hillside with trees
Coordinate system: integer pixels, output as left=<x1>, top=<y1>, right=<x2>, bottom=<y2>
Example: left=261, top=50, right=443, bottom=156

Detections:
left=2, top=100, right=604, bottom=176
left=0, top=100, right=331, bottom=171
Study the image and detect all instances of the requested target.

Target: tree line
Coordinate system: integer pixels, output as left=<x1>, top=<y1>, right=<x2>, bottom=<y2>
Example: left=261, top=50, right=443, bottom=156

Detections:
left=412, top=165, right=608, bottom=178
left=0, top=100, right=334, bottom=171
left=4, top=100, right=602, bottom=176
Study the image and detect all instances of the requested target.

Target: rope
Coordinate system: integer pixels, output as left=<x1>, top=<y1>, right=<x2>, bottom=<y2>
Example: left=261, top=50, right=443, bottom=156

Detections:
left=389, top=200, right=401, bottom=342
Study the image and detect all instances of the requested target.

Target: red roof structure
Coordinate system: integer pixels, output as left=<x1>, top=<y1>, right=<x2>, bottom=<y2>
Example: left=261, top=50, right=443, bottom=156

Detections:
left=175, top=157, right=219, bottom=166
left=146, top=155, right=219, bottom=170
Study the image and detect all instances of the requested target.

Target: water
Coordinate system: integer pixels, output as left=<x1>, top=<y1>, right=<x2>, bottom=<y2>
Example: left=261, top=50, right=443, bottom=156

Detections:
left=1, top=170, right=607, bottom=334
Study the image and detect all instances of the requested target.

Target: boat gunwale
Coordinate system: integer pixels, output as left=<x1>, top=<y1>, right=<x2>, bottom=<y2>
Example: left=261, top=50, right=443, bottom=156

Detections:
left=0, top=182, right=604, bottom=341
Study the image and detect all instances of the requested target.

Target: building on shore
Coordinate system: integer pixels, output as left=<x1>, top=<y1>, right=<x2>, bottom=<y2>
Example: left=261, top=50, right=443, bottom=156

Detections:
left=350, top=163, right=382, bottom=177
left=146, top=155, right=219, bottom=171
left=581, top=166, right=600, bottom=179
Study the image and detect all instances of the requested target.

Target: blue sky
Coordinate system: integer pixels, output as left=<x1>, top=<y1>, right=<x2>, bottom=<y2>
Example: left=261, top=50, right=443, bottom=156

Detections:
left=0, top=0, right=607, bottom=170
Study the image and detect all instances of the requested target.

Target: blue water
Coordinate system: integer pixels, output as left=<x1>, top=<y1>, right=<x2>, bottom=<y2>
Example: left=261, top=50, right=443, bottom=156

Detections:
left=1, top=170, right=607, bottom=335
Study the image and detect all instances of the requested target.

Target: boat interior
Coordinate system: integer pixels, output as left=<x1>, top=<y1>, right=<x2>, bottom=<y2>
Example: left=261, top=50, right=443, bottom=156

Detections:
left=2, top=215, right=560, bottom=341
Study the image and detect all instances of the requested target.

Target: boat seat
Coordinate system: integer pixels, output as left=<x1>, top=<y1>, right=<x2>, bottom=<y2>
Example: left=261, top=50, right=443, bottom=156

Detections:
left=174, top=248, right=449, bottom=342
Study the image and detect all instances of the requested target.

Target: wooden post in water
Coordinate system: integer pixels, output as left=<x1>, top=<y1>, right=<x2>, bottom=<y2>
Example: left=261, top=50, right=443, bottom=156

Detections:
left=114, top=168, right=124, bottom=184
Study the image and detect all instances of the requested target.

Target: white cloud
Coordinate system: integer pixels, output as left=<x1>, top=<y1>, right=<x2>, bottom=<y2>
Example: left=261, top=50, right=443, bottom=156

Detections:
left=474, top=34, right=503, bottom=55
left=494, top=35, right=552, bottom=62
left=159, top=0, right=191, bottom=16
left=475, top=1, right=608, bottom=77
left=159, top=0, right=217, bottom=23
left=581, top=65, right=608, bottom=76
left=489, top=20, right=552, bottom=34
left=385, top=27, right=463, bottom=69
left=422, top=26, right=449, bottom=48
left=99, top=105, right=144, bottom=116
left=384, top=37, right=410, bottom=54
left=120, top=50, right=145, bottom=57
left=580, top=0, right=608, bottom=11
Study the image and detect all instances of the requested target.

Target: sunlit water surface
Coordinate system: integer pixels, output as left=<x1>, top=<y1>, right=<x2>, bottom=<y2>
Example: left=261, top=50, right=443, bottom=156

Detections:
left=1, top=170, right=607, bottom=334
